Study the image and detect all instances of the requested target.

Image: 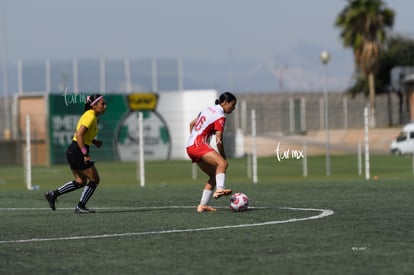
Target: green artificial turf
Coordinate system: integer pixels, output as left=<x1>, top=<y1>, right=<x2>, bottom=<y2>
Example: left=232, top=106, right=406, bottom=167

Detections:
left=1, top=155, right=413, bottom=274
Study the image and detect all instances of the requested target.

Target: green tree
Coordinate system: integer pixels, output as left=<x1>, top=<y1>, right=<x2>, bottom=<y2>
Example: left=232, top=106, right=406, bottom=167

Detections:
left=347, top=35, right=414, bottom=95
left=335, top=0, right=394, bottom=127
left=350, top=35, right=414, bottom=125
left=377, top=35, right=414, bottom=84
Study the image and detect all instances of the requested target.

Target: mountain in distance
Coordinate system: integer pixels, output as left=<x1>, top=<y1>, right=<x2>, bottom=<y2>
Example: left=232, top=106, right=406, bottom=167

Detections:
left=186, top=41, right=355, bottom=93
left=179, top=41, right=354, bottom=93
left=4, top=42, right=355, bottom=94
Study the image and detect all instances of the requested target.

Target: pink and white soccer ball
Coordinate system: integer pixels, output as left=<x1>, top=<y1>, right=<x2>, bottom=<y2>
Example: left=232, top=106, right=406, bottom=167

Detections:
left=230, top=192, right=249, bottom=212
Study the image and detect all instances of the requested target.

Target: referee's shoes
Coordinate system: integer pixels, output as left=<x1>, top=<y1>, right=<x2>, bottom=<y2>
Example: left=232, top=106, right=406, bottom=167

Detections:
left=44, top=191, right=57, bottom=211
left=74, top=205, right=96, bottom=214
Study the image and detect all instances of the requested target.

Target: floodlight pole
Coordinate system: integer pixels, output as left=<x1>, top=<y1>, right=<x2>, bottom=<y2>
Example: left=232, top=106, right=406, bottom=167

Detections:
left=320, top=51, right=331, bottom=176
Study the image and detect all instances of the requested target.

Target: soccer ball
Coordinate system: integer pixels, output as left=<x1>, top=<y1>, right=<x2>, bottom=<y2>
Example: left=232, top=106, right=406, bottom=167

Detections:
left=230, top=192, right=249, bottom=212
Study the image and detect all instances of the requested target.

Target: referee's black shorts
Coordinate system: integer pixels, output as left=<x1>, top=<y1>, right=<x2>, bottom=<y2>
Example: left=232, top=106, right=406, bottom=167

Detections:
left=66, top=141, right=94, bottom=170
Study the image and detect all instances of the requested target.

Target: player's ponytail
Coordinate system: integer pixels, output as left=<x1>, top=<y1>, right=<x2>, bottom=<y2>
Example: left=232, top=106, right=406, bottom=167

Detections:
left=215, top=92, right=237, bottom=105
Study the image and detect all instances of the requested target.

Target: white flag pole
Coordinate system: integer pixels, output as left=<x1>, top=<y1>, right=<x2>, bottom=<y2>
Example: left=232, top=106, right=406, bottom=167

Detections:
left=251, top=109, right=258, bottom=183
left=137, top=112, right=145, bottom=187
left=25, top=115, right=33, bottom=190
left=364, top=107, right=370, bottom=180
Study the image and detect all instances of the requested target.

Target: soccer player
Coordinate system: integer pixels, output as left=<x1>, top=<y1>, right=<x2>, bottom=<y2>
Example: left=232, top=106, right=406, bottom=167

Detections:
left=186, top=92, right=237, bottom=212
left=44, top=94, right=107, bottom=214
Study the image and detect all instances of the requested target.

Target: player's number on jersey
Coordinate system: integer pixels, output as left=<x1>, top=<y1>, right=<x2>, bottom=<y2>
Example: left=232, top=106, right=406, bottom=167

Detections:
left=194, top=116, right=206, bottom=131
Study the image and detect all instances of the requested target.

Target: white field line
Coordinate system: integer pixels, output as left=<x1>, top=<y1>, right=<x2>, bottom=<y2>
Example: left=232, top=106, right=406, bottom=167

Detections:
left=0, top=206, right=334, bottom=244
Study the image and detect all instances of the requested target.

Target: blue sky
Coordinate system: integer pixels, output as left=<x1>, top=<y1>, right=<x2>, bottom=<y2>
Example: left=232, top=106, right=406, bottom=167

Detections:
left=2, top=0, right=412, bottom=63
left=1, top=0, right=413, bottom=92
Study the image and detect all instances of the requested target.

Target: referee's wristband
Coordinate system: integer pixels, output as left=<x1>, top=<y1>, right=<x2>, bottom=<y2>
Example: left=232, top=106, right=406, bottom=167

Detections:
left=81, top=146, right=88, bottom=155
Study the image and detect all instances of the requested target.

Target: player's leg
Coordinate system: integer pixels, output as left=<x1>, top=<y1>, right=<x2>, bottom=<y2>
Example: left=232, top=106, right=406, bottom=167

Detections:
left=43, top=172, right=86, bottom=211
left=75, top=166, right=100, bottom=214
left=196, top=160, right=217, bottom=212
left=200, top=151, right=232, bottom=199
left=44, top=141, right=87, bottom=211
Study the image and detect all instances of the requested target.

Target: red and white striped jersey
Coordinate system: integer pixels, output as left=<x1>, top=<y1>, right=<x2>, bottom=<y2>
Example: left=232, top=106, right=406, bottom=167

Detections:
left=186, top=104, right=226, bottom=147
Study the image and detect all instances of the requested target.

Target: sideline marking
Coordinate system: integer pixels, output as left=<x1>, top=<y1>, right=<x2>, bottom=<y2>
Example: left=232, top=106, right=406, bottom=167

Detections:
left=0, top=206, right=334, bottom=244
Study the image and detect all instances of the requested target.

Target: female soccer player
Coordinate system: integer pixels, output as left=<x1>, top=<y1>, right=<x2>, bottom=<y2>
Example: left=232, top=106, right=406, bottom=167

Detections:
left=186, top=92, right=237, bottom=212
left=44, top=94, right=107, bottom=213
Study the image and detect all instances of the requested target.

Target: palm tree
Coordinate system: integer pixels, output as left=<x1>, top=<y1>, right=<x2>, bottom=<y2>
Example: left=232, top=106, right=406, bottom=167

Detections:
left=335, top=0, right=394, bottom=127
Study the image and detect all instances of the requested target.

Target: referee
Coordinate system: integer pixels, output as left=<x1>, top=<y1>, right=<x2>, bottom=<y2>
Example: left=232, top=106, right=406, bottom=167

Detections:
left=44, top=94, right=107, bottom=213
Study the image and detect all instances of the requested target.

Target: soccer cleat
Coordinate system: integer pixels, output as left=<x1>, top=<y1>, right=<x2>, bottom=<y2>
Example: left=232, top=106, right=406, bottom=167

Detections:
left=197, top=205, right=217, bottom=212
left=74, top=206, right=96, bottom=214
left=44, top=191, right=57, bottom=211
left=213, top=188, right=233, bottom=199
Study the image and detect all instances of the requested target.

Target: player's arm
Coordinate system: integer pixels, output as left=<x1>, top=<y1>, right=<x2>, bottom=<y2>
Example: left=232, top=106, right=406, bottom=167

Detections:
left=75, top=125, right=91, bottom=160
left=189, top=117, right=197, bottom=133
left=215, top=130, right=226, bottom=159
left=189, top=112, right=201, bottom=133
left=92, top=139, right=103, bottom=148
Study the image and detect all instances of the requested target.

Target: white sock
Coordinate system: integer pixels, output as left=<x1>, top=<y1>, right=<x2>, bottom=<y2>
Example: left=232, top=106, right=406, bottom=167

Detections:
left=200, top=189, right=213, bottom=205
left=215, top=173, right=226, bottom=189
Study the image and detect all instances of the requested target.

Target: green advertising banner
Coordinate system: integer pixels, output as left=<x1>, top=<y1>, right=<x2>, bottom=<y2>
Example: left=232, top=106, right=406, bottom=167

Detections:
left=48, top=93, right=171, bottom=164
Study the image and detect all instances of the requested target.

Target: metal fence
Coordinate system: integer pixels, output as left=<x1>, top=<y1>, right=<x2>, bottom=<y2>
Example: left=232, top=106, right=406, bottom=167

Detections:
left=0, top=90, right=407, bottom=166
left=228, top=91, right=407, bottom=135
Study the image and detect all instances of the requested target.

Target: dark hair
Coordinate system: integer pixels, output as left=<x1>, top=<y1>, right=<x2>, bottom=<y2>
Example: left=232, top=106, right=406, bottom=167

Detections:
left=85, top=93, right=104, bottom=111
left=215, top=92, right=237, bottom=105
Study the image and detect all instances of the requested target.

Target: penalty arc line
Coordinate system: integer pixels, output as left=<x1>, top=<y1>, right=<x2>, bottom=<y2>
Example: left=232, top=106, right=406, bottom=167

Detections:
left=0, top=207, right=334, bottom=244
